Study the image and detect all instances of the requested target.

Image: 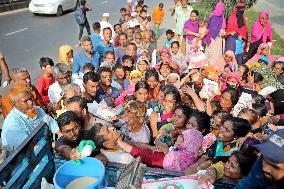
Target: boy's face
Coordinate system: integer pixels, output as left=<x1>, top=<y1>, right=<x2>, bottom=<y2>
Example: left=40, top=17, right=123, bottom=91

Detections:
left=137, top=60, right=149, bottom=73
left=123, top=59, right=133, bottom=68
left=115, top=68, right=125, bottom=80
left=104, top=54, right=115, bottom=64
left=114, top=25, right=122, bottom=34
left=171, top=44, right=179, bottom=54
left=120, top=10, right=126, bottom=16
left=61, top=121, right=81, bottom=142
left=166, top=34, right=173, bottom=40
left=100, top=71, right=112, bottom=86
left=43, top=65, right=53, bottom=74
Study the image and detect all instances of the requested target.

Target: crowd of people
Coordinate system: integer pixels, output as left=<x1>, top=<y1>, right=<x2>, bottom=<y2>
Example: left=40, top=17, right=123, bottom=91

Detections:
left=1, top=0, right=284, bottom=188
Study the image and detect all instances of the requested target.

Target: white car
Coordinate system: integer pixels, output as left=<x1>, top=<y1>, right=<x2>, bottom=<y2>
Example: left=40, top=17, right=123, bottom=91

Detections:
left=29, top=0, right=78, bottom=16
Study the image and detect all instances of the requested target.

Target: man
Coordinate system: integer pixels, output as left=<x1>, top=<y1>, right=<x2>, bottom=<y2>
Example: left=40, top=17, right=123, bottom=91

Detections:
left=73, top=36, right=100, bottom=74
left=82, top=71, right=100, bottom=103
left=119, top=7, right=127, bottom=24
left=125, top=42, right=138, bottom=64
left=2, top=68, right=46, bottom=118
left=94, top=27, right=114, bottom=64
left=0, top=49, right=11, bottom=87
left=92, top=124, right=134, bottom=164
left=97, top=67, right=119, bottom=108
left=55, top=111, right=107, bottom=164
left=115, top=32, right=128, bottom=64
left=77, top=0, right=92, bottom=40
left=234, top=129, right=284, bottom=189
left=121, top=14, right=130, bottom=32
left=139, top=9, right=149, bottom=31
left=1, top=87, right=59, bottom=149
left=274, top=58, right=284, bottom=85
left=114, top=23, right=122, bottom=48
left=90, top=22, right=101, bottom=46
left=48, top=63, right=71, bottom=105
left=152, top=3, right=164, bottom=37
left=142, top=31, right=155, bottom=57
left=99, top=13, right=114, bottom=39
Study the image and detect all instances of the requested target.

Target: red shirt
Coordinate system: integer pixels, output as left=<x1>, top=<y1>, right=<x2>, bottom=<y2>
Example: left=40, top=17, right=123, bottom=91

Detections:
left=36, top=75, right=55, bottom=104
left=114, top=36, right=120, bottom=48
left=130, top=146, right=165, bottom=168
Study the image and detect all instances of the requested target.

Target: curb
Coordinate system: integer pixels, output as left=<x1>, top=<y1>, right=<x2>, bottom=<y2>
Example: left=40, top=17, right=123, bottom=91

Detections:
left=0, top=1, right=29, bottom=13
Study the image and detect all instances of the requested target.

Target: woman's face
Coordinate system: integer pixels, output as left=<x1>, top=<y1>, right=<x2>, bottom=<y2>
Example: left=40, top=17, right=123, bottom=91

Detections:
left=224, top=53, right=233, bottom=63
left=131, top=73, right=142, bottom=84
left=224, top=155, right=242, bottom=180
left=238, top=66, right=246, bottom=76
left=67, top=50, right=73, bottom=59
left=190, top=12, right=198, bottom=22
left=134, top=88, right=149, bottom=103
left=173, top=108, right=187, bottom=128
left=260, top=14, right=268, bottom=26
left=213, top=115, right=222, bottom=130
left=186, top=116, right=199, bottom=130
left=261, top=47, right=269, bottom=56
left=221, top=67, right=231, bottom=79
left=160, top=64, right=171, bottom=78
left=219, top=120, right=235, bottom=142
left=137, top=61, right=149, bottom=73
left=220, top=92, right=233, bottom=111
left=156, top=91, right=164, bottom=104
left=147, top=76, right=158, bottom=89
left=162, top=94, right=177, bottom=113
left=227, top=78, right=239, bottom=88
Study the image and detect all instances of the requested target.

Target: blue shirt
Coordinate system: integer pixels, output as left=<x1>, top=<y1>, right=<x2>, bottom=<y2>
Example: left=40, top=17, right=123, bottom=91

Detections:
left=94, top=41, right=114, bottom=64
left=1, top=106, right=59, bottom=149
left=163, top=39, right=173, bottom=48
left=72, top=51, right=100, bottom=73
left=90, top=33, right=102, bottom=47
left=97, top=85, right=119, bottom=108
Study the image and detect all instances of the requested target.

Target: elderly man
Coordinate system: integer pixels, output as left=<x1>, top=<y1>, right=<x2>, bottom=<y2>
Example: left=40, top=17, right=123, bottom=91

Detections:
left=73, top=36, right=100, bottom=74
left=1, top=87, right=60, bottom=149
left=48, top=63, right=71, bottom=104
left=1, top=68, right=46, bottom=118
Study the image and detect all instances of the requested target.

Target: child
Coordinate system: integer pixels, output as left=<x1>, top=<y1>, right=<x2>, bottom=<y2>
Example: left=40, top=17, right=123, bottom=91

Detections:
left=136, top=56, right=150, bottom=76
left=112, top=64, right=130, bottom=91
left=117, top=129, right=203, bottom=171
left=235, top=35, right=245, bottom=65
left=197, top=20, right=208, bottom=51
left=122, top=55, right=134, bottom=70
left=36, top=57, right=55, bottom=104
left=164, top=29, right=175, bottom=48
left=122, top=100, right=151, bottom=144
left=100, top=51, right=115, bottom=69
left=171, top=41, right=187, bottom=73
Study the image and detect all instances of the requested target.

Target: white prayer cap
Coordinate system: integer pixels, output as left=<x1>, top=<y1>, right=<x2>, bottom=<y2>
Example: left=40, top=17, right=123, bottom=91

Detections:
left=127, top=0, right=132, bottom=3
left=103, top=13, right=110, bottom=17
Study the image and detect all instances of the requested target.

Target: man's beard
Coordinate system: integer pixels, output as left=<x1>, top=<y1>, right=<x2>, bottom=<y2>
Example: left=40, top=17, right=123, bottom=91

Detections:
left=26, top=108, right=38, bottom=118
left=263, top=171, right=284, bottom=189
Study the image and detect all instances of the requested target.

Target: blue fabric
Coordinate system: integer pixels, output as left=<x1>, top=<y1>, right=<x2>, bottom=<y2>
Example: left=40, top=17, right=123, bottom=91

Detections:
left=97, top=85, right=119, bottom=108
left=163, top=39, right=173, bottom=48
left=72, top=51, right=100, bottom=73
left=235, top=39, right=244, bottom=55
left=94, top=41, right=114, bottom=64
left=90, top=33, right=102, bottom=47
left=234, top=158, right=273, bottom=189
left=1, top=106, right=59, bottom=149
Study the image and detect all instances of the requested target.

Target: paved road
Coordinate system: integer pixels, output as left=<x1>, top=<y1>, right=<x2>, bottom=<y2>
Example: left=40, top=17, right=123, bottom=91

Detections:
left=0, top=0, right=174, bottom=95
left=254, top=0, right=284, bottom=39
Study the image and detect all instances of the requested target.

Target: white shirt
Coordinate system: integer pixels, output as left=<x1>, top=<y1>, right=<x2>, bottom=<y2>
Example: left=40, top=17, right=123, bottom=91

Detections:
left=100, top=20, right=115, bottom=39
left=100, top=149, right=134, bottom=164
left=129, top=124, right=151, bottom=144
left=48, top=81, right=63, bottom=104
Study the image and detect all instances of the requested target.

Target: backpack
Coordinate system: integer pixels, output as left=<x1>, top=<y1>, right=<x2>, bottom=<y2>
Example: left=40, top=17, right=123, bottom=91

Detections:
left=75, top=6, right=86, bottom=25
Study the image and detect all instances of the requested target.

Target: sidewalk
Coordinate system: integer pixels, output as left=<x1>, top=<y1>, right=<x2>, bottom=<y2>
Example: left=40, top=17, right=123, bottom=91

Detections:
left=253, top=0, right=284, bottom=40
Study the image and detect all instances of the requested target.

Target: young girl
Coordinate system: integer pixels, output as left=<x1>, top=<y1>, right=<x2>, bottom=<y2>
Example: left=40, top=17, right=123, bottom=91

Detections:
left=117, top=129, right=203, bottom=171
left=171, top=41, right=187, bottom=73
left=155, top=48, right=179, bottom=74
left=145, top=69, right=160, bottom=100
left=159, top=63, right=172, bottom=85
left=123, top=100, right=151, bottom=144
left=246, top=43, right=275, bottom=67
left=136, top=56, right=150, bottom=76
left=214, top=50, right=238, bottom=74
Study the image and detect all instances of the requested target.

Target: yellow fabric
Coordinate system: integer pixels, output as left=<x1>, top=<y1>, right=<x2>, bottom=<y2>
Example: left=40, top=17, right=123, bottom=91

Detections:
left=209, top=161, right=225, bottom=180
left=152, top=7, right=164, bottom=24
left=59, top=45, right=73, bottom=70
left=129, top=70, right=142, bottom=84
left=56, top=100, right=66, bottom=118
left=246, top=61, right=262, bottom=69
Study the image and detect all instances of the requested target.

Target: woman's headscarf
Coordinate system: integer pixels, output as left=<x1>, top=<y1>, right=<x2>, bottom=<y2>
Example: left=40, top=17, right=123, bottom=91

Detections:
left=251, top=11, right=272, bottom=44
left=226, top=2, right=248, bottom=41
left=129, top=70, right=143, bottom=85
left=59, top=45, right=73, bottom=67
left=246, top=43, right=275, bottom=66
left=166, top=73, right=181, bottom=89
left=207, top=2, right=226, bottom=40
left=214, top=50, right=238, bottom=73
left=163, top=129, right=203, bottom=171
left=226, top=72, right=241, bottom=84
left=160, top=48, right=172, bottom=60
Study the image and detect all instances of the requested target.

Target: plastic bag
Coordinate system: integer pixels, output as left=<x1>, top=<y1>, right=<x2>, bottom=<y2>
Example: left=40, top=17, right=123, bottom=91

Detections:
left=97, top=100, right=122, bottom=122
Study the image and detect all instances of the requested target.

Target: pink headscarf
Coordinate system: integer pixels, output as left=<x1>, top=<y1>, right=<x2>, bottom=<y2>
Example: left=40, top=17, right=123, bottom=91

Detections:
left=163, top=129, right=203, bottom=172
left=227, top=72, right=241, bottom=84
left=251, top=11, right=272, bottom=44
left=212, top=2, right=225, bottom=16
left=246, top=43, right=275, bottom=66
left=214, top=50, right=238, bottom=73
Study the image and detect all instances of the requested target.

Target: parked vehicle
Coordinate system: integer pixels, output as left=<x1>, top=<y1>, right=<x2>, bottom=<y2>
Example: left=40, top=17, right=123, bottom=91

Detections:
left=29, top=0, right=78, bottom=16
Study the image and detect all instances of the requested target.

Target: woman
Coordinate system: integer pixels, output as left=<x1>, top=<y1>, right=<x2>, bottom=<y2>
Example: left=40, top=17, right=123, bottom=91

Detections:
left=145, top=69, right=160, bottom=100
left=149, top=87, right=181, bottom=137
left=246, top=43, right=275, bottom=67
left=219, top=88, right=239, bottom=113
left=59, top=45, right=73, bottom=70
left=114, top=70, right=142, bottom=106
left=186, top=109, right=211, bottom=136
left=205, top=2, right=226, bottom=66
left=198, top=149, right=257, bottom=185
left=247, top=11, right=272, bottom=61
left=174, top=0, right=193, bottom=42
left=225, top=2, right=248, bottom=64
left=214, top=50, right=238, bottom=74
